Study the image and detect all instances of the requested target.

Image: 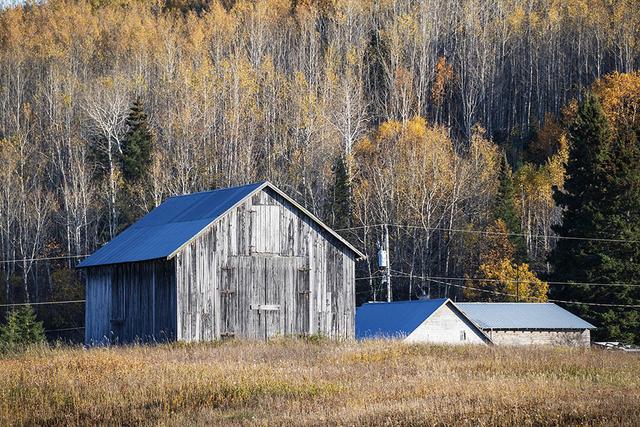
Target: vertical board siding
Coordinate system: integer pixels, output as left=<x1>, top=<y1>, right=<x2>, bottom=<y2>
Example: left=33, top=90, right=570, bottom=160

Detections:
left=84, top=260, right=176, bottom=345
left=84, top=267, right=112, bottom=345
left=175, top=187, right=357, bottom=342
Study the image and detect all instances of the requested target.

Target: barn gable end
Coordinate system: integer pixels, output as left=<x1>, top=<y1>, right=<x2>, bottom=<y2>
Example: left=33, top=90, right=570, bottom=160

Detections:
left=175, top=187, right=356, bottom=341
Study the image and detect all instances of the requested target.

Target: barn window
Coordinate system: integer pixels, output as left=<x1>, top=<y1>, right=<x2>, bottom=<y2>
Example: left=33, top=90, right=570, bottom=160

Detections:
left=460, top=330, right=467, bottom=341
left=251, top=205, right=281, bottom=253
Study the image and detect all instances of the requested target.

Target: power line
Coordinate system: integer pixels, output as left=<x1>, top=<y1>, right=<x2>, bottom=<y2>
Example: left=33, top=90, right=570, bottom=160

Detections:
left=45, top=326, right=85, bottom=333
left=355, top=276, right=380, bottom=282
left=0, top=254, right=87, bottom=264
left=0, top=300, right=85, bottom=308
left=426, top=276, right=535, bottom=300
left=389, top=270, right=640, bottom=288
left=336, top=223, right=640, bottom=244
left=390, top=272, right=640, bottom=309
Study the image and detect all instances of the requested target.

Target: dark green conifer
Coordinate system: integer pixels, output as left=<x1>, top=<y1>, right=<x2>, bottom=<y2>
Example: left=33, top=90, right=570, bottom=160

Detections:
left=122, top=98, right=153, bottom=183
left=494, top=154, right=526, bottom=260
left=0, top=305, right=45, bottom=350
left=551, top=93, right=640, bottom=344
left=327, top=155, right=353, bottom=232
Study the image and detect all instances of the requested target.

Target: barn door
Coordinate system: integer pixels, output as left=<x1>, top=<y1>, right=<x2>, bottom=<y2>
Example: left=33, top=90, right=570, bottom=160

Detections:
left=220, top=261, right=237, bottom=338
left=232, top=256, right=307, bottom=340
left=245, top=257, right=267, bottom=339
left=296, top=260, right=311, bottom=336
left=110, top=273, right=125, bottom=343
left=247, top=256, right=300, bottom=340
left=245, top=257, right=280, bottom=340
left=263, top=257, right=283, bottom=339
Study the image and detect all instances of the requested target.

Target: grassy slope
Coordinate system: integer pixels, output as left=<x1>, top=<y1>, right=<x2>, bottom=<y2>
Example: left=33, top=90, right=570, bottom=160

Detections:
left=1, top=339, right=639, bottom=426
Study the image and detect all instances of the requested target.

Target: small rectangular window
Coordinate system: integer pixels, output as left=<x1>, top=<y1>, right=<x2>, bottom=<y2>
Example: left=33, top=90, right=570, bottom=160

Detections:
left=460, top=330, right=467, bottom=341
left=251, top=205, right=281, bottom=253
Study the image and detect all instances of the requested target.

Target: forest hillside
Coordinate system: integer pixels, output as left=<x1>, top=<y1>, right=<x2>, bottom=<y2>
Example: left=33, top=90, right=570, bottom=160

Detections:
left=0, top=0, right=639, bottom=342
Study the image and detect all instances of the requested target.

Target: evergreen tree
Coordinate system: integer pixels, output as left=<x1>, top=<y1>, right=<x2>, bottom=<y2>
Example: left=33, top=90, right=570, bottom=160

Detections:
left=327, top=155, right=353, bottom=232
left=363, top=30, right=390, bottom=125
left=119, top=98, right=154, bottom=229
left=494, top=154, right=526, bottom=260
left=121, top=98, right=153, bottom=183
left=0, top=305, right=45, bottom=350
left=551, top=93, right=640, bottom=344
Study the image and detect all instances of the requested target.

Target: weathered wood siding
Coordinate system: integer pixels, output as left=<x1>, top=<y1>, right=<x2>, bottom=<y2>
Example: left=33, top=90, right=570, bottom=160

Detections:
left=84, top=260, right=176, bottom=344
left=175, top=187, right=356, bottom=341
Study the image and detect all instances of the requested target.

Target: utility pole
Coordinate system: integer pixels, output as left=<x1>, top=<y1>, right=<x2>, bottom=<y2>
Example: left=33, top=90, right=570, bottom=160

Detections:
left=377, top=224, right=392, bottom=302
left=385, top=224, right=392, bottom=302
left=376, top=225, right=392, bottom=302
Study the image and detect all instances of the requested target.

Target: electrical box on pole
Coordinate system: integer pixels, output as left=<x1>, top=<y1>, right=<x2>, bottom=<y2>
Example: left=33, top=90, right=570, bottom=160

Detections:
left=376, top=226, right=392, bottom=302
left=377, top=248, right=388, bottom=268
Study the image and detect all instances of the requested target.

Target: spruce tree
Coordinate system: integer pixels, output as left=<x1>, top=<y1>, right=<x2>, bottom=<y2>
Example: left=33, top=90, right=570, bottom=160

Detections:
left=121, top=98, right=153, bottom=183
left=119, top=98, right=154, bottom=228
left=551, top=93, right=640, bottom=344
left=0, top=305, right=45, bottom=350
left=494, top=154, right=526, bottom=261
left=327, top=155, right=353, bottom=232
left=591, top=129, right=640, bottom=343
left=363, top=31, right=390, bottom=125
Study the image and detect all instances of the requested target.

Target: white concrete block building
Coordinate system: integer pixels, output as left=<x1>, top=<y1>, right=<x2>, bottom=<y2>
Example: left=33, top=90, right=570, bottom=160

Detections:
left=356, top=299, right=595, bottom=347
left=355, top=298, right=491, bottom=345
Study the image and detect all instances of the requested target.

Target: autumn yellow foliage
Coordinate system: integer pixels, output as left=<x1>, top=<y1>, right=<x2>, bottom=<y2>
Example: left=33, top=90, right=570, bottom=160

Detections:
left=478, top=258, right=549, bottom=302
left=465, top=219, right=548, bottom=302
left=563, top=71, right=640, bottom=136
left=592, top=71, right=640, bottom=133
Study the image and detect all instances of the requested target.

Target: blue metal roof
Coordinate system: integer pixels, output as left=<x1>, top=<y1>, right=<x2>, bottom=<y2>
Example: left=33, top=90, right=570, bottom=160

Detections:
left=78, top=182, right=264, bottom=268
left=355, top=298, right=449, bottom=339
left=456, top=303, right=596, bottom=330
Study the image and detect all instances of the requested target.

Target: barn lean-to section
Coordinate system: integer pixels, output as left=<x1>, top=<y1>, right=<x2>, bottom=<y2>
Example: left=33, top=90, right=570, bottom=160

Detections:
left=84, top=260, right=177, bottom=344
left=80, top=182, right=363, bottom=345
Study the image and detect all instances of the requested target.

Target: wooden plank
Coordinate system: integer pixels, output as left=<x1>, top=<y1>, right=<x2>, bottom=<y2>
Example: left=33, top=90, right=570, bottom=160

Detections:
left=84, top=267, right=112, bottom=345
left=84, top=259, right=176, bottom=345
left=265, top=257, right=281, bottom=338
left=250, top=304, right=280, bottom=311
left=296, top=258, right=311, bottom=336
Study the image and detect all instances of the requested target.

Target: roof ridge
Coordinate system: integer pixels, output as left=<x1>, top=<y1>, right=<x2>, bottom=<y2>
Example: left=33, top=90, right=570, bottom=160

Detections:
left=457, top=302, right=554, bottom=305
left=168, top=181, right=267, bottom=199
left=363, top=298, right=448, bottom=305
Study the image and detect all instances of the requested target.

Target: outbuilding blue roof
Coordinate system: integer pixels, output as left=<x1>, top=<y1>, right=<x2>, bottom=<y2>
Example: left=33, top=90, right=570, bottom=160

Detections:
left=456, top=303, right=596, bottom=330
left=355, top=298, right=449, bottom=339
left=78, top=181, right=365, bottom=268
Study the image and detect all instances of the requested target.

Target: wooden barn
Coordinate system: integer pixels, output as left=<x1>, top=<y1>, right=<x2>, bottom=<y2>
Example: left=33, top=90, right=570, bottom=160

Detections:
left=78, top=181, right=365, bottom=345
left=356, top=299, right=595, bottom=347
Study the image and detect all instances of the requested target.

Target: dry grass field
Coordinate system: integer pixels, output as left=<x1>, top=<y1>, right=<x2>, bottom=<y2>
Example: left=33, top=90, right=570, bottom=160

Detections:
left=1, top=339, right=639, bottom=426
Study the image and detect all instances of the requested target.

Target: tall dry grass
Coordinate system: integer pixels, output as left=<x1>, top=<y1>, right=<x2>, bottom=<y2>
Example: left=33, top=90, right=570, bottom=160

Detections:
left=0, top=339, right=639, bottom=426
